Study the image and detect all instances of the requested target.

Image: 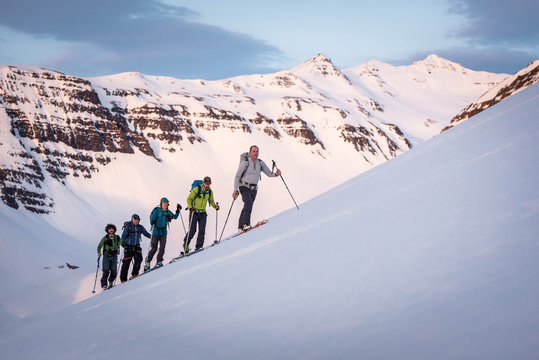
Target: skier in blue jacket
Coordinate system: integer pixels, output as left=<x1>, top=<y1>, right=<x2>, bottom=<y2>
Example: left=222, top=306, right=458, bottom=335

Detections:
left=120, top=214, right=151, bottom=282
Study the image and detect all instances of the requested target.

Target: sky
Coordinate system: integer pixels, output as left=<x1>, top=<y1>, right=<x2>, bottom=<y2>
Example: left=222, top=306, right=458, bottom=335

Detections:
left=0, top=0, right=537, bottom=80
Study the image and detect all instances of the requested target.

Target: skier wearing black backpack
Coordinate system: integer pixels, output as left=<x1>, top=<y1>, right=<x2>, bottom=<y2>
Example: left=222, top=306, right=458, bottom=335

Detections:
left=232, top=145, right=281, bottom=231
left=184, top=176, right=219, bottom=252
left=120, top=214, right=151, bottom=282
left=145, top=197, right=180, bottom=270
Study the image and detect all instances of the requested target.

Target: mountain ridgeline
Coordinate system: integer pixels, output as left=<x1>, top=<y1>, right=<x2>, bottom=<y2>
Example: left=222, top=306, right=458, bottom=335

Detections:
left=0, top=54, right=512, bottom=213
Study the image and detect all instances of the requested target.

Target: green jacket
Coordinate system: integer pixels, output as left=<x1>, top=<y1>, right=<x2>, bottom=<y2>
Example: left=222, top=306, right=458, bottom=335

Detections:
left=187, top=186, right=217, bottom=213
left=97, top=234, right=121, bottom=256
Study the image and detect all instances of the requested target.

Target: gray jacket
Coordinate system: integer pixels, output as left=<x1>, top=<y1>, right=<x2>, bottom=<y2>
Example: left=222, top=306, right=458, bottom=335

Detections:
left=234, top=158, right=276, bottom=190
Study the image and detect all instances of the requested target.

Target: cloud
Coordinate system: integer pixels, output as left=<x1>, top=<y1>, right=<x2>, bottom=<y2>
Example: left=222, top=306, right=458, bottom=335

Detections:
left=0, top=0, right=283, bottom=79
left=446, top=0, right=539, bottom=45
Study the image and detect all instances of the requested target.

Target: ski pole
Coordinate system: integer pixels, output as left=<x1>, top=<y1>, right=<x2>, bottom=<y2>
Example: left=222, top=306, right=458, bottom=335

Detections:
left=92, top=257, right=100, bottom=294
left=272, top=160, right=299, bottom=210
left=183, top=209, right=195, bottom=254
left=218, top=197, right=237, bottom=242
left=215, top=202, right=219, bottom=243
left=179, top=211, right=187, bottom=236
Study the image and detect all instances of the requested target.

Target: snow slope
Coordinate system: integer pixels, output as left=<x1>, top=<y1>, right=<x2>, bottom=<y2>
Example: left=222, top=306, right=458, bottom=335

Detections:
left=0, top=55, right=508, bottom=329
left=0, top=84, right=537, bottom=358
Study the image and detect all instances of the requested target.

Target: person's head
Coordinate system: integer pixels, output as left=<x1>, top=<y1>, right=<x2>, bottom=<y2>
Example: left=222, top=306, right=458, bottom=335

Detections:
left=203, top=176, right=211, bottom=190
left=249, top=145, right=259, bottom=161
left=132, top=214, right=140, bottom=224
left=105, top=224, right=116, bottom=234
left=160, top=197, right=169, bottom=209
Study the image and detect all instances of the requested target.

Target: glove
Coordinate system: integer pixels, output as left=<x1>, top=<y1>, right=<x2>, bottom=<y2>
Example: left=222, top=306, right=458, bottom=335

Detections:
left=215, top=205, right=220, bottom=211
left=176, top=203, right=182, bottom=213
left=233, top=191, right=239, bottom=199
left=189, top=207, right=195, bottom=212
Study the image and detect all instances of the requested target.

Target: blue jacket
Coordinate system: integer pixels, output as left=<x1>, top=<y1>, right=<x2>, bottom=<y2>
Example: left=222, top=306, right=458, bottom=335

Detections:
left=150, top=207, right=179, bottom=235
left=121, top=222, right=151, bottom=246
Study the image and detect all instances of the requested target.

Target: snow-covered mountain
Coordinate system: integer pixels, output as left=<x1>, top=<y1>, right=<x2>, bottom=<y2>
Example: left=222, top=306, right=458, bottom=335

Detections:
left=443, top=59, right=539, bottom=131
left=0, top=80, right=537, bottom=360
left=0, top=54, right=510, bottom=328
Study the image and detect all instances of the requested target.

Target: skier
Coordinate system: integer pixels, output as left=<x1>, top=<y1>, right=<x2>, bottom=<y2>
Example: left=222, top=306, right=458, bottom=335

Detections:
left=145, top=197, right=180, bottom=270
left=120, top=214, right=151, bottom=282
left=232, top=145, right=281, bottom=231
left=184, top=176, right=219, bottom=252
left=97, top=224, right=121, bottom=290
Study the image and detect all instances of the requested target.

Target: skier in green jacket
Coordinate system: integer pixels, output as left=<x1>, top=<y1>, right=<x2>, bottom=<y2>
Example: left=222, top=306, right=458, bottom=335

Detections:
left=97, top=224, right=121, bottom=290
left=184, top=176, right=219, bottom=252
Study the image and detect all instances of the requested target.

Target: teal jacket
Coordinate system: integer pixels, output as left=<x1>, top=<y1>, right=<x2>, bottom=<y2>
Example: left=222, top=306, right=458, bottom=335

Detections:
left=150, top=207, right=179, bottom=236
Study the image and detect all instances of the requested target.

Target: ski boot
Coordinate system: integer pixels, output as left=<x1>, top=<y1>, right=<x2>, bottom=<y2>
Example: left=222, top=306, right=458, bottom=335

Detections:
left=144, top=262, right=151, bottom=272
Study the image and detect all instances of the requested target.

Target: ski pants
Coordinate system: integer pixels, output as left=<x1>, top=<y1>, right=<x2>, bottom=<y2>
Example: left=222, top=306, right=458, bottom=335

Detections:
left=183, top=211, right=207, bottom=249
left=238, top=185, right=257, bottom=228
left=146, top=234, right=167, bottom=264
left=120, top=245, right=143, bottom=281
left=101, top=254, right=118, bottom=288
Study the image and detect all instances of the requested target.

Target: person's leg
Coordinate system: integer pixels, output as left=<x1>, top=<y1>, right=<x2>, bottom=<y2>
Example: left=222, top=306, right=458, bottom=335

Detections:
left=145, top=235, right=159, bottom=264
left=120, top=247, right=133, bottom=282
left=195, top=213, right=207, bottom=249
left=239, top=186, right=257, bottom=228
left=184, top=212, right=198, bottom=249
left=132, top=246, right=143, bottom=277
left=156, top=234, right=168, bottom=263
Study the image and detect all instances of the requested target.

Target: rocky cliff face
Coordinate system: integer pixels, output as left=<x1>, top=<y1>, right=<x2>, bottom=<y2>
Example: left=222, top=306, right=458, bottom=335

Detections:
left=443, top=60, right=539, bottom=131
left=0, top=55, right=508, bottom=213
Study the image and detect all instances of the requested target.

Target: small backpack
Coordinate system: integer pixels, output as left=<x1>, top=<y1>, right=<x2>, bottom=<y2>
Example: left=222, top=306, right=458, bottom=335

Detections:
left=239, top=152, right=262, bottom=181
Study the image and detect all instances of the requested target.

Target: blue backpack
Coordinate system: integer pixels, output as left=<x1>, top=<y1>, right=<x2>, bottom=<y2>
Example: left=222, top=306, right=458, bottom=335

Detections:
left=190, top=180, right=212, bottom=206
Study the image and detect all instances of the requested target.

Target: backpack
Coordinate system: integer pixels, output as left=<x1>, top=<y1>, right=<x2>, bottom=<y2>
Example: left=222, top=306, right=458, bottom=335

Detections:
left=150, top=206, right=173, bottom=229
left=239, top=152, right=262, bottom=181
left=190, top=180, right=212, bottom=207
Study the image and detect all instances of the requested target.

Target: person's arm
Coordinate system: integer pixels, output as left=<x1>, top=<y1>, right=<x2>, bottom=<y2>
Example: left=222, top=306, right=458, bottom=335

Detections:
left=121, top=226, right=129, bottom=243
left=97, top=236, right=105, bottom=257
left=141, top=225, right=151, bottom=238
left=233, top=161, right=248, bottom=191
left=187, top=188, right=198, bottom=210
left=260, top=160, right=279, bottom=177
left=209, top=191, right=217, bottom=209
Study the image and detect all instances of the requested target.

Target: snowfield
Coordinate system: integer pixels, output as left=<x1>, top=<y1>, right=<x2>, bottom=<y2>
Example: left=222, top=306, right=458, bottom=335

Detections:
left=0, top=84, right=537, bottom=358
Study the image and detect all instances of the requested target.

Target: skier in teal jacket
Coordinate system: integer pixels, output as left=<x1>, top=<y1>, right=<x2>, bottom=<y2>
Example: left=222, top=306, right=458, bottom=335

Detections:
left=144, top=197, right=180, bottom=270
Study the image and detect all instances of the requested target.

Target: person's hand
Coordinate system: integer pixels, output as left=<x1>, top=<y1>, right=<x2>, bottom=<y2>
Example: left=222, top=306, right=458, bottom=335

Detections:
left=215, top=205, right=220, bottom=211
left=232, top=191, right=239, bottom=199
left=98, top=252, right=101, bottom=258
left=176, top=203, right=182, bottom=213
left=276, top=169, right=281, bottom=176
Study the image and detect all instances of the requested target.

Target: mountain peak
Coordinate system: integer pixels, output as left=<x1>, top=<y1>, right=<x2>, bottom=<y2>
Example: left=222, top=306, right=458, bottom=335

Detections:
left=292, top=53, right=346, bottom=79
left=411, top=54, right=465, bottom=72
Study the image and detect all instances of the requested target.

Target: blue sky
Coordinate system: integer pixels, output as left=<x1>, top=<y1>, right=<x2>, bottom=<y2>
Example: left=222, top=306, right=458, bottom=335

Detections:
left=0, top=0, right=537, bottom=79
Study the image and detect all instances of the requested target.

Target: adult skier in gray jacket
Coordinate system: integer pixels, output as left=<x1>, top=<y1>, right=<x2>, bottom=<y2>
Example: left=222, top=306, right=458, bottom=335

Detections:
left=232, top=145, right=281, bottom=231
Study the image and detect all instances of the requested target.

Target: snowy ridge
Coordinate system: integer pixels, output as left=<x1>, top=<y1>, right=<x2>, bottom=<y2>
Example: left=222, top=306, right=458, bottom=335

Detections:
left=0, top=82, right=537, bottom=360
left=444, top=59, right=539, bottom=130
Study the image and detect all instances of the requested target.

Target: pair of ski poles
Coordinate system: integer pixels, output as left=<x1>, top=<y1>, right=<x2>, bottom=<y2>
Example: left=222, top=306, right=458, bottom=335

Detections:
left=218, top=159, right=299, bottom=242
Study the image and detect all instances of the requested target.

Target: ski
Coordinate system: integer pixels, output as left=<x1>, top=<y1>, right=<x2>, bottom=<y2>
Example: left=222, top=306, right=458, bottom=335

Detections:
left=212, top=219, right=268, bottom=246
left=169, top=247, right=204, bottom=263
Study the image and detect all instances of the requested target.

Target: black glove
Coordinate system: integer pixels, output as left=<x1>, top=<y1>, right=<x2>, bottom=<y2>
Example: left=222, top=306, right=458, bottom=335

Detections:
left=189, top=208, right=195, bottom=213
left=176, top=203, right=182, bottom=213
left=215, top=205, right=220, bottom=211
